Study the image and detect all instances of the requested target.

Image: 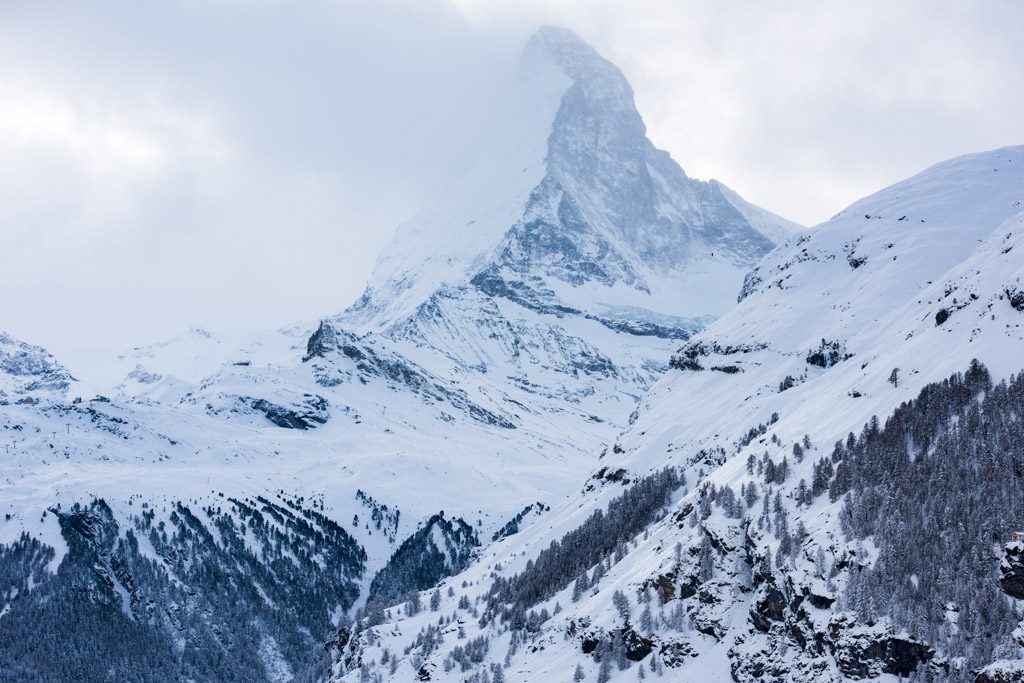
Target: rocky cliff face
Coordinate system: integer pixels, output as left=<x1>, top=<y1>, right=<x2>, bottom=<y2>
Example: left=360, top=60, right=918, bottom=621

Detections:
left=0, top=27, right=798, bottom=682
left=977, top=544, right=1024, bottom=682
left=1001, top=543, right=1024, bottom=601
left=0, top=331, right=76, bottom=400
left=343, top=27, right=794, bottom=338
left=320, top=146, right=1024, bottom=682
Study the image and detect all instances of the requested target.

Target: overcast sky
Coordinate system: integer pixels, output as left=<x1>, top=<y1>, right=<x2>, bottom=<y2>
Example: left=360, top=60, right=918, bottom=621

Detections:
left=2, top=0, right=1022, bottom=362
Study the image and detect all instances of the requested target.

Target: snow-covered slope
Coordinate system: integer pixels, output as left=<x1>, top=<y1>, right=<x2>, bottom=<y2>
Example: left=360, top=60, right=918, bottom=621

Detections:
left=325, top=146, right=1024, bottom=682
left=130, top=23, right=797, bottom=538
left=0, top=26, right=799, bottom=683
left=0, top=331, right=76, bottom=401
left=343, top=25, right=796, bottom=336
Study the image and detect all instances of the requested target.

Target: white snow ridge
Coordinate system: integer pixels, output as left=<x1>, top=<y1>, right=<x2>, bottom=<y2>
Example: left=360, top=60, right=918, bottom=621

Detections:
left=2, top=24, right=1024, bottom=683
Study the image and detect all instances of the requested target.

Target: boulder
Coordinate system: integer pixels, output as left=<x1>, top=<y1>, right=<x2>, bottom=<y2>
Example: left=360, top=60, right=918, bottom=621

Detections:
left=620, top=628, right=653, bottom=661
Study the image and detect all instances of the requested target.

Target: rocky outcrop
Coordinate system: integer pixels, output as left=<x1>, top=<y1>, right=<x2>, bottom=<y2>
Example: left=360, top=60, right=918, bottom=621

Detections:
left=828, top=613, right=934, bottom=679
left=0, top=331, right=76, bottom=399
left=750, top=578, right=788, bottom=632
left=976, top=544, right=1024, bottom=681
left=1001, top=542, right=1024, bottom=600
left=307, top=324, right=517, bottom=429
left=303, top=320, right=341, bottom=361
left=977, top=660, right=1024, bottom=683
left=1006, top=286, right=1024, bottom=312
left=621, top=628, right=653, bottom=661
left=250, top=394, right=329, bottom=429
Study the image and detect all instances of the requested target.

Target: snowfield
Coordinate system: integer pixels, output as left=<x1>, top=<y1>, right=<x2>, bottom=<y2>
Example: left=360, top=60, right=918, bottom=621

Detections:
left=2, top=23, right=1023, bottom=683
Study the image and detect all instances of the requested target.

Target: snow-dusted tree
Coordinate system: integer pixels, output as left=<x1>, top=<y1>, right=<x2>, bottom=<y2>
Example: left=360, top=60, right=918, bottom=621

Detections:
left=639, top=605, right=653, bottom=634
left=612, top=590, right=631, bottom=624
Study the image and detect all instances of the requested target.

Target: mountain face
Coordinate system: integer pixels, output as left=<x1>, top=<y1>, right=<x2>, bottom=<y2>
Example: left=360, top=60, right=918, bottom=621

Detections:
left=6, top=21, right=1021, bottom=683
left=0, top=331, right=76, bottom=400
left=321, top=146, right=1024, bottom=682
left=345, top=26, right=794, bottom=337
left=0, top=27, right=797, bottom=683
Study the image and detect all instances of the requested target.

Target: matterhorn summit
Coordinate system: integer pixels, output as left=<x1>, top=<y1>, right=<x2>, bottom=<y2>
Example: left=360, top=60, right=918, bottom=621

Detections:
left=342, top=26, right=798, bottom=337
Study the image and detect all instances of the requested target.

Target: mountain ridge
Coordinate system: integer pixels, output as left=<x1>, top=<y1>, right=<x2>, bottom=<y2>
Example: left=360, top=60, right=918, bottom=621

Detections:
left=320, top=142, right=1024, bottom=682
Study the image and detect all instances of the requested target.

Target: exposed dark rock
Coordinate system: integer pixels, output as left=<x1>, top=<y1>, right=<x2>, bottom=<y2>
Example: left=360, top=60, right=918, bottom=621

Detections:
left=621, top=628, right=653, bottom=661
left=695, top=622, right=720, bottom=639
left=312, top=329, right=517, bottom=429
left=581, top=637, right=599, bottom=654
left=828, top=614, right=934, bottom=678
left=976, top=660, right=1024, bottom=682
left=750, top=581, right=787, bottom=632
left=250, top=395, right=328, bottom=430
left=806, top=338, right=852, bottom=368
left=303, top=320, right=340, bottom=361
left=677, top=575, right=700, bottom=600
left=644, top=570, right=699, bottom=603
left=589, top=316, right=694, bottom=339
left=659, top=640, right=696, bottom=667
left=806, top=590, right=836, bottom=610
left=1001, top=543, right=1024, bottom=600
left=650, top=573, right=676, bottom=603
left=1008, top=287, right=1024, bottom=312
left=935, top=308, right=951, bottom=325
left=672, top=358, right=703, bottom=371
left=698, top=584, right=722, bottom=605
left=593, top=467, right=629, bottom=484
left=669, top=341, right=768, bottom=370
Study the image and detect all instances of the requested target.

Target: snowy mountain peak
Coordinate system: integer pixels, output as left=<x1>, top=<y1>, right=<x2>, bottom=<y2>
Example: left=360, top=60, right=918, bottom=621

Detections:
left=315, top=144, right=1024, bottom=683
left=0, top=331, right=76, bottom=400
left=522, top=26, right=636, bottom=115
left=342, top=27, right=799, bottom=336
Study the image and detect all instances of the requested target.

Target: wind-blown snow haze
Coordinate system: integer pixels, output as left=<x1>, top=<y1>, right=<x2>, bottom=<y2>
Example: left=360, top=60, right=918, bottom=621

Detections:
left=2, top=0, right=1020, bottom=368
left=2, top=4, right=1024, bottom=683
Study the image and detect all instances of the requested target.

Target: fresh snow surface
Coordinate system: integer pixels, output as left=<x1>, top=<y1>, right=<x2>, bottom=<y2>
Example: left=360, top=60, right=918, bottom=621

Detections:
left=325, top=145, right=1024, bottom=681
left=0, top=26, right=793, bottom=619
left=16, top=25, right=1022, bottom=683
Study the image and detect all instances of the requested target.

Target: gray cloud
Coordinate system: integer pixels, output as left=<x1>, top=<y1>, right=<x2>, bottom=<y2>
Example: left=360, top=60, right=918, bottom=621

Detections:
left=2, top=0, right=1021, bottom=366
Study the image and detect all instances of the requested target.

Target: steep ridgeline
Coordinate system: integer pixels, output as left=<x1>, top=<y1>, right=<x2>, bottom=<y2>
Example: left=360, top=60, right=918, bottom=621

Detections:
left=0, top=331, right=76, bottom=401
left=177, top=24, right=794, bottom=602
left=323, top=146, right=1024, bottom=682
left=0, top=26, right=796, bottom=683
left=268, top=22, right=794, bottom=535
left=335, top=26, right=794, bottom=404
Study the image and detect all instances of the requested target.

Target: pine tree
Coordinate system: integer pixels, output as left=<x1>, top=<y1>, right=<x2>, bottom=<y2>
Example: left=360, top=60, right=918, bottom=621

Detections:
left=639, top=605, right=653, bottom=634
